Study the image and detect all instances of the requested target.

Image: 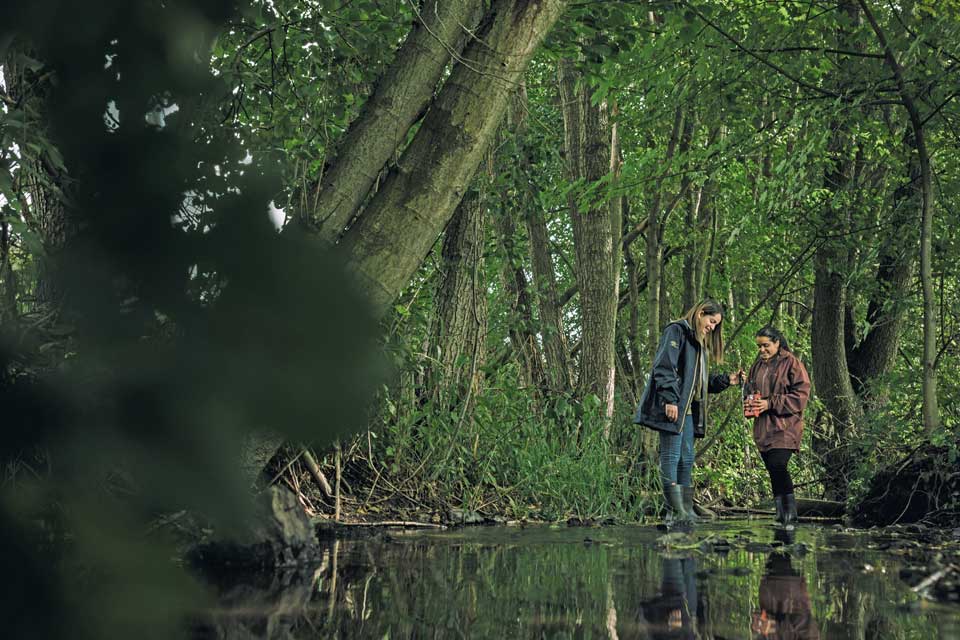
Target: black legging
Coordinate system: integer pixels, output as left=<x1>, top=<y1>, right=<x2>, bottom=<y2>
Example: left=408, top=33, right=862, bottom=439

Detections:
left=760, top=448, right=794, bottom=496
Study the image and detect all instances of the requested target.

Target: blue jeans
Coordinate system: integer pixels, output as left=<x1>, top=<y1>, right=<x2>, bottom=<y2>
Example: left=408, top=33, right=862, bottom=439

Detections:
left=659, top=415, right=695, bottom=486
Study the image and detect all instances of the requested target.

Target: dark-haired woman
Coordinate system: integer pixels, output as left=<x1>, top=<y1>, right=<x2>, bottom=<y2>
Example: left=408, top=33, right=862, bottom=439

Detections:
left=634, top=300, right=742, bottom=525
left=743, top=326, right=811, bottom=529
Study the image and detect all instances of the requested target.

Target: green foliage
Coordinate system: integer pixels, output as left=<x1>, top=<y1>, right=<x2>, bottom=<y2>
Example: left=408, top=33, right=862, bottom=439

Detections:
left=4, top=0, right=960, bottom=635
left=368, top=356, right=652, bottom=521
left=1, top=1, right=384, bottom=638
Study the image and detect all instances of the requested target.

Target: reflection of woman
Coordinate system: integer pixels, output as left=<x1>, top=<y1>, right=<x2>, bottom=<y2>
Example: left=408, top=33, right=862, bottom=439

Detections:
left=634, top=300, right=742, bottom=525
left=640, top=556, right=698, bottom=639
left=751, top=547, right=820, bottom=640
left=743, top=326, right=810, bottom=528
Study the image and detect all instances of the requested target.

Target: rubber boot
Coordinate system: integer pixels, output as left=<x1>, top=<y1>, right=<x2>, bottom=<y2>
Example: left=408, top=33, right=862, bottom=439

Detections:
left=773, top=495, right=786, bottom=525
left=663, top=483, right=691, bottom=527
left=680, top=485, right=700, bottom=523
left=783, top=493, right=798, bottom=530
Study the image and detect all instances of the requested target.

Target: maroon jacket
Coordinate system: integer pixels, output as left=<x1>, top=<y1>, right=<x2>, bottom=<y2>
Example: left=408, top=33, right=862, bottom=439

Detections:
left=746, top=350, right=811, bottom=452
left=753, top=557, right=820, bottom=639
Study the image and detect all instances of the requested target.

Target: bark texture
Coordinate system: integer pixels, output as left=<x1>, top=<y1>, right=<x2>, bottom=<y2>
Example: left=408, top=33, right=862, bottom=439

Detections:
left=558, top=59, right=618, bottom=422
left=309, top=0, right=486, bottom=242
left=848, top=151, right=917, bottom=395
left=340, top=0, right=569, bottom=317
left=511, top=84, right=571, bottom=393
left=428, top=190, right=488, bottom=409
left=811, top=1, right=864, bottom=499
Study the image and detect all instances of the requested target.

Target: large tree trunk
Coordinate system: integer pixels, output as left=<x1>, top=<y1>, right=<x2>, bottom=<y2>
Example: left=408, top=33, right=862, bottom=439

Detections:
left=339, top=0, right=568, bottom=317
left=558, top=59, right=618, bottom=425
left=307, top=0, right=485, bottom=242
left=427, top=190, right=488, bottom=410
left=811, top=2, right=864, bottom=500
left=847, top=149, right=917, bottom=396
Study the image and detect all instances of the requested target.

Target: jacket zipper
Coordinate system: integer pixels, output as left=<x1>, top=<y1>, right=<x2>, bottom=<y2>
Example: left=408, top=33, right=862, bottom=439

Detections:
left=679, top=348, right=699, bottom=431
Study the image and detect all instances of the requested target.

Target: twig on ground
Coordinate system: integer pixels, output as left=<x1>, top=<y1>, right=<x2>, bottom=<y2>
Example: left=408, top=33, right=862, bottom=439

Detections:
left=318, top=519, right=445, bottom=529
left=303, top=449, right=333, bottom=497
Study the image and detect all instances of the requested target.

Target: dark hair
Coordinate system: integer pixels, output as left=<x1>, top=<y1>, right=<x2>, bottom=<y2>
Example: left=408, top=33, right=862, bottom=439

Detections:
left=680, top=299, right=725, bottom=363
left=756, top=325, right=790, bottom=352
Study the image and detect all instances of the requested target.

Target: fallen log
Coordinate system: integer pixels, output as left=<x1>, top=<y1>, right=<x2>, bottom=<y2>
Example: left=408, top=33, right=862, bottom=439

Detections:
left=717, top=498, right=845, bottom=518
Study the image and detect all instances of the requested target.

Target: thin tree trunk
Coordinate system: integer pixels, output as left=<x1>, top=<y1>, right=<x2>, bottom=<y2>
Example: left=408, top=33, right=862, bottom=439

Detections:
left=515, top=84, right=571, bottom=393
left=658, top=262, right=671, bottom=329
left=858, top=0, right=939, bottom=432
left=680, top=110, right=699, bottom=311
left=497, top=202, right=546, bottom=392
left=624, top=201, right=643, bottom=399
left=340, top=0, right=568, bottom=317
left=0, top=221, right=17, bottom=324
left=646, top=108, right=683, bottom=356
left=308, top=0, right=485, bottom=242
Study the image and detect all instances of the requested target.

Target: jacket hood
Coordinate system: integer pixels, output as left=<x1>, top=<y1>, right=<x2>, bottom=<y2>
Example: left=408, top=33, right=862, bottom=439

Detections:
left=674, top=319, right=695, bottom=338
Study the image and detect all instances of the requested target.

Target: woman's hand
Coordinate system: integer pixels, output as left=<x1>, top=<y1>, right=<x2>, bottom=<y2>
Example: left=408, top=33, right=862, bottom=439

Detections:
left=729, top=369, right=745, bottom=385
left=746, top=396, right=770, bottom=414
left=665, top=404, right=679, bottom=421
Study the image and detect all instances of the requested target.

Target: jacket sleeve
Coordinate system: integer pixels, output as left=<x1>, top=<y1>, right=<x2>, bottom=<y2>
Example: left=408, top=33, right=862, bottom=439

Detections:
left=708, top=372, right=731, bottom=394
left=769, top=356, right=811, bottom=416
left=744, top=359, right=761, bottom=395
left=651, top=324, right=683, bottom=405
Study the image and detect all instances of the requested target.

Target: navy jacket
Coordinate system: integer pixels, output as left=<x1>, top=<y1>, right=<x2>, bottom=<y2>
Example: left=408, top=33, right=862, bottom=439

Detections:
left=633, top=320, right=731, bottom=437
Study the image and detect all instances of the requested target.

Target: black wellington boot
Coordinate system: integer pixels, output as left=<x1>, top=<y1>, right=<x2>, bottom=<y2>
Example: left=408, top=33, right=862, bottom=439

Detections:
left=784, top=493, right=798, bottom=530
left=773, top=495, right=786, bottom=526
left=680, top=485, right=700, bottom=523
left=663, top=483, right=691, bottom=527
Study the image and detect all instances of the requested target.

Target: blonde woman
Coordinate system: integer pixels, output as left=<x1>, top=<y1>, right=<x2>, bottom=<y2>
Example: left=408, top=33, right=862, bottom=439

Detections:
left=634, top=299, right=742, bottom=525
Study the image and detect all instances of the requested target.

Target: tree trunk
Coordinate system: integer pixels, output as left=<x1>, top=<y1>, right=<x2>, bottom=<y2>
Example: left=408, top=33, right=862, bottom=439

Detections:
left=680, top=110, right=700, bottom=311
left=558, top=59, right=618, bottom=425
left=308, top=0, right=485, bottom=242
left=623, top=200, right=643, bottom=399
left=811, top=2, right=864, bottom=500
left=0, top=222, right=16, bottom=324
left=515, top=84, right=571, bottom=394
left=427, top=190, right=488, bottom=410
left=3, top=42, right=74, bottom=314
left=857, top=0, right=939, bottom=432
left=339, top=0, right=569, bottom=317
left=497, top=196, right=546, bottom=393
left=646, top=108, right=683, bottom=356
left=847, top=150, right=917, bottom=396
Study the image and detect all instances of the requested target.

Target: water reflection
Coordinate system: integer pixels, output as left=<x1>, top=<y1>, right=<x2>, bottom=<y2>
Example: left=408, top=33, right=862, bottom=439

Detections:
left=751, top=531, right=818, bottom=639
left=639, top=556, right=698, bottom=639
left=192, top=521, right=960, bottom=639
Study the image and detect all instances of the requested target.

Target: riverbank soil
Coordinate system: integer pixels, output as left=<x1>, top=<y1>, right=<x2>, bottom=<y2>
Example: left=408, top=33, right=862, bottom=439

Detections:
left=850, top=444, right=958, bottom=528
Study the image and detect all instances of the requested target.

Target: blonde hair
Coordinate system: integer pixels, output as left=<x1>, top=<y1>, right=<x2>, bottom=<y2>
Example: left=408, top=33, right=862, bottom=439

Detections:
left=680, top=299, right=725, bottom=364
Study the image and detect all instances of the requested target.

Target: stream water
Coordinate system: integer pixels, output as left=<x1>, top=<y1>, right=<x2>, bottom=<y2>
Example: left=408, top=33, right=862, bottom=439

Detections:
left=193, top=519, right=960, bottom=639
